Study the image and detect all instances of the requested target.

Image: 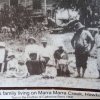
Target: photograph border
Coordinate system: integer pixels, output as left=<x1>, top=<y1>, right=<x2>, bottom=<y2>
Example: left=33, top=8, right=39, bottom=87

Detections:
left=0, top=87, right=99, bottom=92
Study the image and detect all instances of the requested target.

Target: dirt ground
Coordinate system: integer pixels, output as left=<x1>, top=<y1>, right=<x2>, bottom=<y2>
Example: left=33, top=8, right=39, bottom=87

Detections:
left=0, top=32, right=100, bottom=90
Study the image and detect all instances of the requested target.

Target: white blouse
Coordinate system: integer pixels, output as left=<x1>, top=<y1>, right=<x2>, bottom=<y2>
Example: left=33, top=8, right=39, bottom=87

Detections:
left=0, top=48, right=6, bottom=63
left=25, top=44, right=40, bottom=61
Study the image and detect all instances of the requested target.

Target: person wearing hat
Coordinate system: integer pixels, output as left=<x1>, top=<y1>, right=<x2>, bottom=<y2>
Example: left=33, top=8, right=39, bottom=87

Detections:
left=25, top=37, right=40, bottom=61
left=25, top=37, right=42, bottom=75
left=54, top=46, right=70, bottom=77
left=71, top=22, right=94, bottom=78
left=40, top=38, right=55, bottom=72
left=95, top=26, right=100, bottom=79
left=0, top=42, right=8, bottom=73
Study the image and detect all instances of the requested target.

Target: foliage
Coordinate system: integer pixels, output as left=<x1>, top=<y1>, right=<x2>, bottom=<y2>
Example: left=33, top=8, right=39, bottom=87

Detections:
left=33, top=0, right=42, bottom=9
left=55, top=0, right=99, bottom=27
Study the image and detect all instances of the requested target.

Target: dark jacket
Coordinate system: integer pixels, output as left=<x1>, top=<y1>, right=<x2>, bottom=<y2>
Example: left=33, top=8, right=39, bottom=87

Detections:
left=54, top=49, right=68, bottom=60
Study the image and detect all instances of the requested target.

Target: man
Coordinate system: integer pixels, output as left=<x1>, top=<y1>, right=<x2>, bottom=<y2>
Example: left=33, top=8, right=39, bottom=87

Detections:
left=40, top=38, right=50, bottom=64
left=95, top=26, right=100, bottom=79
left=54, top=46, right=70, bottom=77
left=71, top=22, right=94, bottom=78
left=40, top=38, right=55, bottom=72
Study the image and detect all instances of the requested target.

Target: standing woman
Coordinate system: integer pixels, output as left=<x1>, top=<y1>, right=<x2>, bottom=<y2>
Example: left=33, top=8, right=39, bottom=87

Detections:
left=95, top=26, right=100, bottom=79
left=25, top=37, right=43, bottom=75
left=0, top=42, right=8, bottom=73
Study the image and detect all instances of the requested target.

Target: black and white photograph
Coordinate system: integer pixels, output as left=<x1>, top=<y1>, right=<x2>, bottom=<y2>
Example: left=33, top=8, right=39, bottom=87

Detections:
left=0, top=0, right=99, bottom=91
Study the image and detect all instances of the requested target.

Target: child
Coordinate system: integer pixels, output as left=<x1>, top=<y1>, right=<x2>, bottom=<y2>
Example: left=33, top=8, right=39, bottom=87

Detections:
left=6, top=53, right=19, bottom=78
left=54, top=46, right=70, bottom=77
left=58, top=52, right=70, bottom=77
left=42, top=61, right=57, bottom=79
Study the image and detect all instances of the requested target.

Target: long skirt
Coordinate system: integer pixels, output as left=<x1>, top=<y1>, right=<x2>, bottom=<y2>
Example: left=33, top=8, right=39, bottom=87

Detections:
left=75, top=50, right=88, bottom=69
left=97, top=49, right=100, bottom=71
left=0, top=63, right=2, bottom=72
left=26, top=60, right=43, bottom=75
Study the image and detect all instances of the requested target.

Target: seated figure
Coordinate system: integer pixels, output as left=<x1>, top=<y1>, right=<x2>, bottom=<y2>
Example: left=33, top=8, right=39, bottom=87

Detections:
left=25, top=37, right=44, bottom=75
left=5, top=53, right=19, bottom=77
left=54, top=46, right=70, bottom=77
left=26, top=53, right=43, bottom=75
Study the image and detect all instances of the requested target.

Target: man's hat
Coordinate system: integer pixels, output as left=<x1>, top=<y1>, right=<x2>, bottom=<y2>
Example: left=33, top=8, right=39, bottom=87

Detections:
left=8, top=52, right=15, bottom=59
left=58, top=46, right=63, bottom=48
left=41, top=38, right=47, bottom=43
left=75, top=22, right=85, bottom=30
left=57, top=44, right=64, bottom=48
left=28, top=37, right=37, bottom=43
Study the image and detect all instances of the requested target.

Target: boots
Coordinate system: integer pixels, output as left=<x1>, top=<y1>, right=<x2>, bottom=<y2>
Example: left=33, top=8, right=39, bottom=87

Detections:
left=98, top=70, right=100, bottom=79
left=82, top=68, right=86, bottom=78
left=76, top=67, right=81, bottom=78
